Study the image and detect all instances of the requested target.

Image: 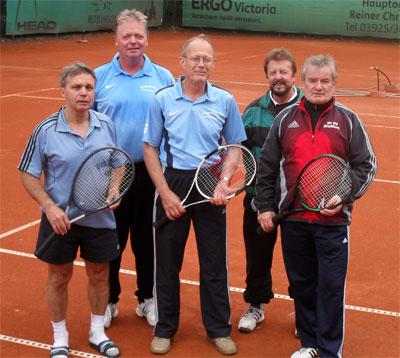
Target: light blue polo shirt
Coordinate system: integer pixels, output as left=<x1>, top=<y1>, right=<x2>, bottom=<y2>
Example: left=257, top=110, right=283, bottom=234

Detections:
left=143, top=76, right=247, bottom=169
left=94, top=53, right=175, bottom=161
left=18, top=108, right=118, bottom=229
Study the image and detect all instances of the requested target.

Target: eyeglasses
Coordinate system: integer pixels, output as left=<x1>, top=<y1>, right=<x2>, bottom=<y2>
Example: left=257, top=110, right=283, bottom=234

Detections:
left=184, top=56, right=215, bottom=65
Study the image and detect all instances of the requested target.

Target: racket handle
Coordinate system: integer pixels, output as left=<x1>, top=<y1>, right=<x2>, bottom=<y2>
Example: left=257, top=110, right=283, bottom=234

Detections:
left=272, top=213, right=284, bottom=225
left=256, top=226, right=264, bottom=236
left=256, top=213, right=284, bottom=235
left=35, top=231, right=56, bottom=257
left=153, top=215, right=170, bottom=230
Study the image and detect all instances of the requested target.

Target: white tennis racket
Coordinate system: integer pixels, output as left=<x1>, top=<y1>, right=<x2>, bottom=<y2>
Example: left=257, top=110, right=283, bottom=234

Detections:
left=154, top=144, right=256, bottom=229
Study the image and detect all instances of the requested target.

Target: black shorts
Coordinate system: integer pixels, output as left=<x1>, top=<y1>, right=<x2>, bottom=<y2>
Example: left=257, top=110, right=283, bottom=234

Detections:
left=35, top=214, right=120, bottom=265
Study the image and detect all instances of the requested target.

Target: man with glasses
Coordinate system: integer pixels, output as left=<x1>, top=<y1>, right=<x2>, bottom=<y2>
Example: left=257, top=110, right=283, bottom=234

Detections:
left=144, top=34, right=246, bottom=355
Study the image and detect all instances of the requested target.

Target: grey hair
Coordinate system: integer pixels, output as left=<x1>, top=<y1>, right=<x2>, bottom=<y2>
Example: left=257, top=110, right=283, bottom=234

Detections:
left=60, top=62, right=95, bottom=88
left=115, top=9, right=148, bottom=32
left=181, top=33, right=215, bottom=57
left=301, top=55, right=338, bottom=82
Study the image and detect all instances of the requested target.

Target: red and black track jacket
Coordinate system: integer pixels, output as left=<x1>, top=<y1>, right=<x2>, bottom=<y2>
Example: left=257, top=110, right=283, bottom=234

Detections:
left=254, top=97, right=377, bottom=225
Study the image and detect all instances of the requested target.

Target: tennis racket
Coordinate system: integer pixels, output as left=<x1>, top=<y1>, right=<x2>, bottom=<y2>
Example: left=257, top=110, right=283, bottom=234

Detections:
left=35, top=147, right=135, bottom=257
left=154, top=144, right=256, bottom=229
left=258, top=154, right=353, bottom=232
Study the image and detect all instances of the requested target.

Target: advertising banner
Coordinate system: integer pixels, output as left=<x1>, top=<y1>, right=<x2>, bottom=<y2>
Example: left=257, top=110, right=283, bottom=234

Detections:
left=182, top=0, right=399, bottom=40
left=6, top=0, right=164, bottom=36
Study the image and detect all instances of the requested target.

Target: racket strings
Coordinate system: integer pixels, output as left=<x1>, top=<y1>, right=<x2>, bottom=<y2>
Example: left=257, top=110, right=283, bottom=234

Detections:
left=72, top=149, right=134, bottom=212
left=197, top=147, right=256, bottom=198
left=297, top=156, right=352, bottom=209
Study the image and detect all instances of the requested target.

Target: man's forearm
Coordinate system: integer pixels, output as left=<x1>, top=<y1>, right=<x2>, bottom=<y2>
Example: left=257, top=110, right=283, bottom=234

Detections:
left=143, top=143, right=170, bottom=196
left=20, top=171, right=55, bottom=210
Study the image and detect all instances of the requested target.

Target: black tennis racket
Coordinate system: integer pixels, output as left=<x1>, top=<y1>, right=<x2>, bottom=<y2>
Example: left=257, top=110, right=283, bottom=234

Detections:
left=35, top=147, right=135, bottom=257
left=154, top=144, right=256, bottom=229
left=258, top=154, right=353, bottom=232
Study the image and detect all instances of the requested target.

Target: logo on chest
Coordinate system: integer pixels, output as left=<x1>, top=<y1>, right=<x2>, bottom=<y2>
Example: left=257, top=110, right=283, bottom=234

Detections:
left=141, top=85, right=158, bottom=93
left=200, top=111, right=224, bottom=122
left=323, top=121, right=340, bottom=130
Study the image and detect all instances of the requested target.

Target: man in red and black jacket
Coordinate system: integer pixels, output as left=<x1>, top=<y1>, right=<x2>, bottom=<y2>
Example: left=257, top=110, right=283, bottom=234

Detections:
left=255, top=55, right=377, bottom=358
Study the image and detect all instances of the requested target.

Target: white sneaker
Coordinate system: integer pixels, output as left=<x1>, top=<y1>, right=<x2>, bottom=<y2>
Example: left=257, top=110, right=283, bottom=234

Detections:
left=136, top=298, right=156, bottom=326
left=104, top=303, right=118, bottom=329
left=290, top=347, right=319, bottom=358
left=238, top=304, right=264, bottom=333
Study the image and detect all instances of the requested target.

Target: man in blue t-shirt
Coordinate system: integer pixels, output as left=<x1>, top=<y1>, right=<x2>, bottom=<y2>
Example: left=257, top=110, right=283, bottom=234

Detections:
left=93, top=9, right=175, bottom=329
left=19, top=63, right=120, bottom=358
left=144, top=34, right=246, bottom=356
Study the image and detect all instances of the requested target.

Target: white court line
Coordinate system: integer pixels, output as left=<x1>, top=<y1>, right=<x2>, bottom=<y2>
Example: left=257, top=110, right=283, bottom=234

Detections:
left=15, top=94, right=63, bottom=101
left=2, top=86, right=400, bottom=121
left=0, top=334, right=102, bottom=357
left=236, top=101, right=400, bottom=120
left=2, top=64, right=391, bottom=81
left=1, top=63, right=398, bottom=95
left=0, top=176, right=398, bottom=241
left=374, top=178, right=400, bottom=184
left=4, top=90, right=400, bottom=122
left=0, top=247, right=399, bottom=318
left=0, top=219, right=41, bottom=239
left=1, top=65, right=60, bottom=72
left=0, top=87, right=58, bottom=99
left=241, top=55, right=261, bottom=60
left=2, top=93, right=399, bottom=128
left=358, top=112, right=400, bottom=119
left=367, top=124, right=399, bottom=129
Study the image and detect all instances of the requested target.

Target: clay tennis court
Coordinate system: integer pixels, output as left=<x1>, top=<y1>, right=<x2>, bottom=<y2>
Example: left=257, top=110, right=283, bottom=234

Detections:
left=1, top=29, right=399, bottom=357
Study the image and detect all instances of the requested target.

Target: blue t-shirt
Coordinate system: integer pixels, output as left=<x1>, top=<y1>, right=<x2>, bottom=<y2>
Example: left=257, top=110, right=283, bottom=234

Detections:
left=94, top=53, right=175, bottom=161
left=18, top=108, right=118, bottom=229
left=143, top=76, right=247, bottom=169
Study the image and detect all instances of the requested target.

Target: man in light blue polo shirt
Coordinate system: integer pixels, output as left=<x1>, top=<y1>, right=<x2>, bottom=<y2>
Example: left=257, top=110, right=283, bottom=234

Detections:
left=18, top=63, right=120, bottom=358
left=144, top=34, right=246, bottom=356
left=93, top=8, right=175, bottom=329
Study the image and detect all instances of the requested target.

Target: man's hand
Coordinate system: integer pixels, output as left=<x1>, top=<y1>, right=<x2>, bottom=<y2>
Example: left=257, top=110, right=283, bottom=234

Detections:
left=257, top=211, right=276, bottom=233
left=106, top=187, right=121, bottom=211
left=160, top=189, right=186, bottom=221
left=320, top=195, right=343, bottom=216
left=210, top=179, right=231, bottom=206
left=43, top=203, right=70, bottom=235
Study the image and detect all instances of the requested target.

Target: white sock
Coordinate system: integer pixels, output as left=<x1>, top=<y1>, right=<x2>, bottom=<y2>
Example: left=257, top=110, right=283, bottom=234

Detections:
left=89, top=313, right=108, bottom=345
left=51, top=320, right=68, bottom=348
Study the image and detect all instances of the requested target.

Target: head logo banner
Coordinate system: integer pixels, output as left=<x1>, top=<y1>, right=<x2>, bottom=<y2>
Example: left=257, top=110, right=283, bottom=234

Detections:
left=5, top=0, right=164, bottom=36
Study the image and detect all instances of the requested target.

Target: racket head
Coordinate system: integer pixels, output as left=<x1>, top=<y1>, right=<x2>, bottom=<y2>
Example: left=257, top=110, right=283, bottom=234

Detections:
left=295, top=154, right=353, bottom=211
left=71, top=147, right=135, bottom=212
left=194, top=144, right=257, bottom=200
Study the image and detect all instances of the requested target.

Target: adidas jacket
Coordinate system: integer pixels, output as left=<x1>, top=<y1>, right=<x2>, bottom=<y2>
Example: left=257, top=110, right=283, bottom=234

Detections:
left=254, top=97, right=377, bottom=225
left=242, top=86, right=303, bottom=196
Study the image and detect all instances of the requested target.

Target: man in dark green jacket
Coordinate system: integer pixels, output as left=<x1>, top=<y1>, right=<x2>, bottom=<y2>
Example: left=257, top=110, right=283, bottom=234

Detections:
left=239, top=48, right=302, bottom=333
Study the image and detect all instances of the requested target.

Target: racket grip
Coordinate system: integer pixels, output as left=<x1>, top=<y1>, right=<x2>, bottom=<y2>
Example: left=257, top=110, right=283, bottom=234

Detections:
left=272, top=213, right=284, bottom=225
left=256, top=213, right=284, bottom=235
left=35, top=231, right=56, bottom=257
left=153, top=215, right=170, bottom=230
left=256, top=226, right=264, bottom=236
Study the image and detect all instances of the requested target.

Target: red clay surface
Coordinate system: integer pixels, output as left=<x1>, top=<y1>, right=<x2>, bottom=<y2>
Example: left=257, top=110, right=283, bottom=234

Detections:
left=1, top=29, right=399, bottom=357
